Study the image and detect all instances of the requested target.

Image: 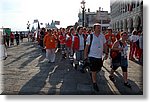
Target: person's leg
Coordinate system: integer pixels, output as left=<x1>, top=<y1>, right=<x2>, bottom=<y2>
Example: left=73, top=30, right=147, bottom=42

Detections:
left=74, top=51, right=79, bottom=70
left=132, top=43, right=136, bottom=59
left=122, top=68, right=131, bottom=88
left=129, top=42, right=133, bottom=59
left=4, top=45, right=7, bottom=59
left=109, top=57, right=120, bottom=81
left=109, top=67, right=117, bottom=82
left=61, top=44, right=64, bottom=58
left=90, top=58, right=103, bottom=92
left=123, top=72, right=128, bottom=83
left=46, top=49, right=50, bottom=62
left=121, top=56, right=131, bottom=88
left=91, top=71, right=97, bottom=83
left=135, top=44, right=139, bottom=59
left=79, top=50, right=84, bottom=72
left=50, top=49, right=56, bottom=63
left=80, top=50, right=84, bottom=64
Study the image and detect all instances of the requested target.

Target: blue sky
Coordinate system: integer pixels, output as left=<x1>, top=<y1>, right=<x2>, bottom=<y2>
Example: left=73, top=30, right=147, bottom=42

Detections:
left=0, top=0, right=110, bottom=31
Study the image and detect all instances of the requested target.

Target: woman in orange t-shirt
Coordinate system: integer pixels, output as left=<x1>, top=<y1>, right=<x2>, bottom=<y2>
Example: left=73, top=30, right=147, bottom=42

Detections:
left=43, top=29, right=56, bottom=63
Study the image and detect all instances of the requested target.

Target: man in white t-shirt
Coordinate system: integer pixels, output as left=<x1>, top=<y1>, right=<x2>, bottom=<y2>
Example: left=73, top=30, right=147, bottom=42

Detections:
left=84, top=23, right=108, bottom=92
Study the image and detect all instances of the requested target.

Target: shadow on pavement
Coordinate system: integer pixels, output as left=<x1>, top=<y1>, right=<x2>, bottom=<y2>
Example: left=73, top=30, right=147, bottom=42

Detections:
left=18, top=50, right=60, bottom=95
left=47, top=58, right=114, bottom=95
left=18, top=50, right=41, bottom=69
left=111, top=71, right=143, bottom=95
left=18, top=58, right=53, bottom=94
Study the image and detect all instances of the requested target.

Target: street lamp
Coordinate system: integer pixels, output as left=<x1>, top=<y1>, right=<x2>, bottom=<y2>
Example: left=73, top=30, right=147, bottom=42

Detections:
left=81, top=0, right=86, bottom=27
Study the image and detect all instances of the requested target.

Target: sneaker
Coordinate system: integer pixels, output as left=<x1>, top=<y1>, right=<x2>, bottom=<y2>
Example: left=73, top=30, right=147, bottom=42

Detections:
left=93, top=83, right=99, bottom=92
left=124, top=82, right=131, bottom=88
left=80, top=69, right=85, bottom=73
left=109, top=75, right=115, bottom=82
left=3, top=56, right=7, bottom=60
left=74, top=64, right=77, bottom=70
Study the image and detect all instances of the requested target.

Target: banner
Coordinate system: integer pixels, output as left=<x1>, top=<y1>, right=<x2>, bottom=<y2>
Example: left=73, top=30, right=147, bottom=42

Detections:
left=55, top=21, right=60, bottom=25
left=34, top=19, right=39, bottom=23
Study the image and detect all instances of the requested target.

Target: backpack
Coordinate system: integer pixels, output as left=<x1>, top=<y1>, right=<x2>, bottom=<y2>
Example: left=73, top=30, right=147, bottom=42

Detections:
left=110, top=40, right=123, bottom=59
left=87, top=34, right=93, bottom=54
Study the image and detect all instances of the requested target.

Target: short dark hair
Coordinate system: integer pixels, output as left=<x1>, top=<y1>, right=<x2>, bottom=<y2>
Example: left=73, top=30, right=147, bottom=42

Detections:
left=77, top=26, right=83, bottom=33
left=137, top=30, right=142, bottom=34
left=69, top=27, right=74, bottom=34
left=132, top=30, right=137, bottom=35
left=121, top=32, right=127, bottom=36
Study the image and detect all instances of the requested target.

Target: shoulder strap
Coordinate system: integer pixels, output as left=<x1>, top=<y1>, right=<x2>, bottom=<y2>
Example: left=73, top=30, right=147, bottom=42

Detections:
left=119, top=40, right=123, bottom=47
left=88, top=34, right=93, bottom=54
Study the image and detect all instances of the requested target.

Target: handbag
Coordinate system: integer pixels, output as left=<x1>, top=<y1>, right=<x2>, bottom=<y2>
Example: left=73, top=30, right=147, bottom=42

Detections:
left=110, top=49, right=119, bottom=59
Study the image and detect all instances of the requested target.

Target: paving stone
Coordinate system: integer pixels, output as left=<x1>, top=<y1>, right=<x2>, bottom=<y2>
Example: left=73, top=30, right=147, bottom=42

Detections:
left=1, top=39, right=143, bottom=95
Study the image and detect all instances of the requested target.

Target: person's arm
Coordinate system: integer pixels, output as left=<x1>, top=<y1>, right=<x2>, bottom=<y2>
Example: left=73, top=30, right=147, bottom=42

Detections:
left=43, top=36, right=46, bottom=48
left=84, top=44, right=89, bottom=59
left=84, top=35, right=90, bottom=59
left=71, top=36, right=74, bottom=50
left=104, top=43, right=108, bottom=55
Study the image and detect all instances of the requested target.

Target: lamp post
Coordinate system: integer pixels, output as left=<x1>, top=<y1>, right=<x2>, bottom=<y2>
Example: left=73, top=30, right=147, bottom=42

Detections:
left=27, top=21, right=30, bottom=32
left=81, top=0, right=86, bottom=27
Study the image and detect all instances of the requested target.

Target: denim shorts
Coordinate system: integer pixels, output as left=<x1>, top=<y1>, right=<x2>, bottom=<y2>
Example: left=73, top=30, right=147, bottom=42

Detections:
left=112, top=56, right=128, bottom=72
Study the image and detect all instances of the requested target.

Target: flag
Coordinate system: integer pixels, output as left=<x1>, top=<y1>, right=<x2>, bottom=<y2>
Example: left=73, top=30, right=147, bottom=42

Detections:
left=34, top=19, right=39, bottom=23
left=55, top=21, right=60, bottom=25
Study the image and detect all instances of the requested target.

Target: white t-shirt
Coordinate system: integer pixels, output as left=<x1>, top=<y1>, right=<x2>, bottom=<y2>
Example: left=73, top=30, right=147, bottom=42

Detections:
left=86, top=33, right=106, bottom=58
left=78, top=34, right=84, bottom=50
left=139, top=35, right=143, bottom=49
left=130, top=35, right=139, bottom=42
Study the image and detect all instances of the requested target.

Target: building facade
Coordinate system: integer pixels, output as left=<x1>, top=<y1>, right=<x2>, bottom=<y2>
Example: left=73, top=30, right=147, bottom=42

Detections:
left=95, top=8, right=111, bottom=31
left=110, top=0, right=143, bottom=33
left=78, top=8, right=111, bottom=31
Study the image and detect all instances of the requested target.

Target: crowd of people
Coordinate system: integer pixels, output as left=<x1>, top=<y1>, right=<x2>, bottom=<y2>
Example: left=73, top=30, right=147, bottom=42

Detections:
left=35, top=23, right=143, bottom=92
left=0, top=23, right=143, bottom=92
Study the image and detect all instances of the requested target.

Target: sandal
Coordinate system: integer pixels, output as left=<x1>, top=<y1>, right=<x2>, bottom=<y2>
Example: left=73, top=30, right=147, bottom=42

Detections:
left=109, top=75, right=115, bottom=82
left=124, top=82, right=131, bottom=88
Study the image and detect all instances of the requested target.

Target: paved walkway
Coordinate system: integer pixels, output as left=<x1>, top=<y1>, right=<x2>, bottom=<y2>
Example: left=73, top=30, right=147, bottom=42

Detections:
left=1, top=39, right=143, bottom=95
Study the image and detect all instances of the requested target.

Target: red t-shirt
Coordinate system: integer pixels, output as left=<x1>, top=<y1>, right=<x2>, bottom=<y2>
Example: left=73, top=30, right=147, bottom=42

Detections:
left=66, top=34, right=72, bottom=48
left=105, top=33, right=116, bottom=48
left=73, top=35, right=79, bottom=50
left=59, top=34, right=66, bottom=44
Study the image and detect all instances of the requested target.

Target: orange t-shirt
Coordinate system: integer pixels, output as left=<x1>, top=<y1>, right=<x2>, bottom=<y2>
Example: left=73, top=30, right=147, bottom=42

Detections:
left=44, top=34, right=56, bottom=49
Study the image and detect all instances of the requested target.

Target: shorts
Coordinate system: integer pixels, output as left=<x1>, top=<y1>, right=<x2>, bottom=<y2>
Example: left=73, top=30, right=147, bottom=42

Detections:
left=89, top=57, right=103, bottom=72
left=112, top=56, right=128, bottom=72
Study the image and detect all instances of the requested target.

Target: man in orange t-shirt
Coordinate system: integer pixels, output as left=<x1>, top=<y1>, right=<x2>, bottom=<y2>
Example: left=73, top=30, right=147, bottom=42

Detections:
left=43, top=29, right=56, bottom=63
